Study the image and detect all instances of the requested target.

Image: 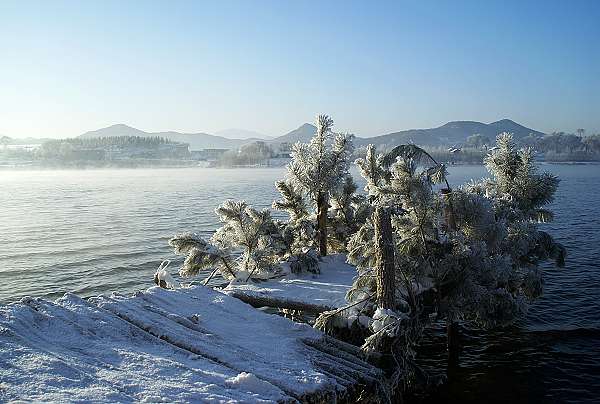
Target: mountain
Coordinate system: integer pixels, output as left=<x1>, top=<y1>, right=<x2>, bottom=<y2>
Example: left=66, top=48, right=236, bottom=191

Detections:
left=270, top=123, right=317, bottom=145
left=80, top=124, right=146, bottom=138
left=356, top=119, right=546, bottom=148
left=79, top=124, right=255, bottom=150
left=214, top=128, right=268, bottom=140
left=78, top=119, right=546, bottom=151
left=488, top=119, right=545, bottom=138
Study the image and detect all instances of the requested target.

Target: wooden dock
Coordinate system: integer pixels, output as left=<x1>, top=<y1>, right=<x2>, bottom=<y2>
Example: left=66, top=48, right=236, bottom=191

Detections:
left=0, top=283, right=382, bottom=403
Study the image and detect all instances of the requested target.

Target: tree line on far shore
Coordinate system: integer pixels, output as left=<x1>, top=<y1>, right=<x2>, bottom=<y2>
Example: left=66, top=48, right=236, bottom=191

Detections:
left=3, top=128, right=600, bottom=167
left=214, top=129, right=600, bottom=167
left=460, top=131, right=600, bottom=162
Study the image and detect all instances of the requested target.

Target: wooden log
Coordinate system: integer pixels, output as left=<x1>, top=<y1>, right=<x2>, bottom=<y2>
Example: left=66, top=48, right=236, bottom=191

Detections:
left=3, top=286, right=385, bottom=403
left=225, top=289, right=335, bottom=314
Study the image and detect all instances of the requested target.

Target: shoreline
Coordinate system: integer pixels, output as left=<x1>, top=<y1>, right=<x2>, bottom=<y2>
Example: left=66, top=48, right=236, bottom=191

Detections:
left=2, top=160, right=600, bottom=171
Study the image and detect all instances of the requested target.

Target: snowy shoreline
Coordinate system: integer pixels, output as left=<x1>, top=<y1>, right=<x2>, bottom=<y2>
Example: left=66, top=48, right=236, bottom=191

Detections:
left=0, top=283, right=381, bottom=403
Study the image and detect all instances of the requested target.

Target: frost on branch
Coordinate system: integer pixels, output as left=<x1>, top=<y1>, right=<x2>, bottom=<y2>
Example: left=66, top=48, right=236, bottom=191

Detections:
left=168, top=232, right=235, bottom=280
left=171, top=139, right=371, bottom=282
left=212, top=200, right=285, bottom=281
left=344, top=135, right=566, bottom=333
left=317, top=135, right=567, bottom=391
left=272, top=179, right=319, bottom=274
left=272, top=180, right=308, bottom=222
left=283, top=114, right=360, bottom=256
left=169, top=200, right=287, bottom=282
left=328, top=176, right=370, bottom=252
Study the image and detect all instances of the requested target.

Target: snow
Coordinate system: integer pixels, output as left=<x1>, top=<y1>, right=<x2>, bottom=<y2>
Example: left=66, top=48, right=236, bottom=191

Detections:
left=371, top=307, right=408, bottom=336
left=155, top=259, right=179, bottom=289
left=0, top=283, right=372, bottom=403
left=226, top=372, right=279, bottom=396
left=223, top=254, right=357, bottom=309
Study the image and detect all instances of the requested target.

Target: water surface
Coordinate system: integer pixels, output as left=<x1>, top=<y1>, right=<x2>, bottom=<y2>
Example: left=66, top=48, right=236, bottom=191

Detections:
left=0, top=164, right=598, bottom=402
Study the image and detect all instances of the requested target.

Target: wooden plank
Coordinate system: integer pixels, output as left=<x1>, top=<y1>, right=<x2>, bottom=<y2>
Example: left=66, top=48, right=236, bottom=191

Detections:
left=0, top=285, right=383, bottom=403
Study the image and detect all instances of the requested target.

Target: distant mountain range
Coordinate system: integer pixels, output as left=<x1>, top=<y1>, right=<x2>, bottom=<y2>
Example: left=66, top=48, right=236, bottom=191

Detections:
left=355, top=119, right=546, bottom=148
left=77, top=119, right=546, bottom=150
left=79, top=124, right=258, bottom=150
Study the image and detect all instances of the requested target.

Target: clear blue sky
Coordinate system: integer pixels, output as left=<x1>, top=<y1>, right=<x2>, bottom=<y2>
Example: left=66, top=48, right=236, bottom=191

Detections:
left=1, top=0, right=598, bottom=138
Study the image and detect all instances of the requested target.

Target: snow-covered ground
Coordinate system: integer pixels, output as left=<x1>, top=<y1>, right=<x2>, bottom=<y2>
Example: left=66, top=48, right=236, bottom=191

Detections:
left=223, top=255, right=357, bottom=310
left=0, top=283, right=378, bottom=403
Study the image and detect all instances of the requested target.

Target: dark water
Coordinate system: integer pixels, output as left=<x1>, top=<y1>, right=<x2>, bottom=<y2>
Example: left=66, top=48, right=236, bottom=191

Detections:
left=417, top=164, right=600, bottom=404
left=0, top=164, right=598, bottom=402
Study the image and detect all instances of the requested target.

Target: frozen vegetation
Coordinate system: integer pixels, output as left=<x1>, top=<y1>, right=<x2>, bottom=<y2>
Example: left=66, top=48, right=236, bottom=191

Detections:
left=168, top=115, right=566, bottom=397
left=1, top=114, right=567, bottom=402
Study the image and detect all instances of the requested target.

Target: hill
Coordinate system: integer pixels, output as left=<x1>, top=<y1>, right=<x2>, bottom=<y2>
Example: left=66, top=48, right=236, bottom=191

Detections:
left=80, top=124, right=254, bottom=150
left=79, top=119, right=546, bottom=151
left=357, top=119, right=545, bottom=148
left=269, top=123, right=317, bottom=145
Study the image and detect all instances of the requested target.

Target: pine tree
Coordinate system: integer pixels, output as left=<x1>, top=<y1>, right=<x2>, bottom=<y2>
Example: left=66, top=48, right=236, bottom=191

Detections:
left=168, top=232, right=236, bottom=283
left=317, top=134, right=566, bottom=389
left=328, top=176, right=370, bottom=252
left=169, top=200, right=287, bottom=282
left=284, top=115, right=355, bottom=256
left=272, top=180, right=320, bottom=273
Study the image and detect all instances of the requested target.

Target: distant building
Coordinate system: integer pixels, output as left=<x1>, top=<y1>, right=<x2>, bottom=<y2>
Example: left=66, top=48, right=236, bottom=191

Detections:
left=191, top=148, right=229, bottom=161
left=5, top=144, right=41, bottom=151
left=158, top=142, right=190, bottom=158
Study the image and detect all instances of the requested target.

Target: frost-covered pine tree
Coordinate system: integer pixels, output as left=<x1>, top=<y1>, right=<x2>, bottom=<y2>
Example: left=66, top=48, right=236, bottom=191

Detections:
left=168, top=231, right=235, bottom=284
left=328, top=176, right=370, bottom=253
left=169, top=200, right=286, bottom=282
left=272, top=180, right=320, bottom=274
left=317, top=134, right=566, bottom=389
left=284, top=115, right=355, bottom=256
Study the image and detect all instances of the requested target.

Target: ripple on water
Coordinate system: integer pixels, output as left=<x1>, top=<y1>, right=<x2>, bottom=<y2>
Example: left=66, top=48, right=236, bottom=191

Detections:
left=1, top=165, right=599, bottom=403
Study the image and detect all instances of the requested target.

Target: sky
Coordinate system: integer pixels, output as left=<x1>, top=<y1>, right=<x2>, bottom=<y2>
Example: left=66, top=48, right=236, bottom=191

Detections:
left=1, top=0, right=599, bottom=139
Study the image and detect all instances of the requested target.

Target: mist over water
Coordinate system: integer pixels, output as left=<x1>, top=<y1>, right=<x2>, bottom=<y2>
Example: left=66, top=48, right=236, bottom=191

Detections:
left=1, top=164, right=599, bottom=402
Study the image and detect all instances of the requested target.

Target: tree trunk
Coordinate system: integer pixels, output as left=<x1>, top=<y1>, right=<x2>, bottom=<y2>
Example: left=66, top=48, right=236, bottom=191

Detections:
left=374, top=206, right=395, bottom=309
left=440, top=188, right=456, bottom=231
left=317, top=193, right=328, bottom=256
left=440, top=189, right=460, bottom=370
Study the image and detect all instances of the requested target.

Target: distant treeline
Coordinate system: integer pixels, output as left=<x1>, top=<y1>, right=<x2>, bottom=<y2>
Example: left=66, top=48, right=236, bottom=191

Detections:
left=428, top=132, right=600, bottom=163
left=527, top=132, right=600, bottom=158
left=41, top=135, right=178, bottom=150
left=465, top=131, right=600, bottom=162
left=217, top=141, right=277, bottom=167
left=215, top=132, right=600, bottom=167
left=36, top=136, right=190, bottom=163
left=4, top=131, right=600, bottom=168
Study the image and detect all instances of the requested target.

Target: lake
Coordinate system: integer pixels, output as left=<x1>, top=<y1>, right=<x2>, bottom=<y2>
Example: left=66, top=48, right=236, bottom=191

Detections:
left=1, top=164, right=599, bottom=403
